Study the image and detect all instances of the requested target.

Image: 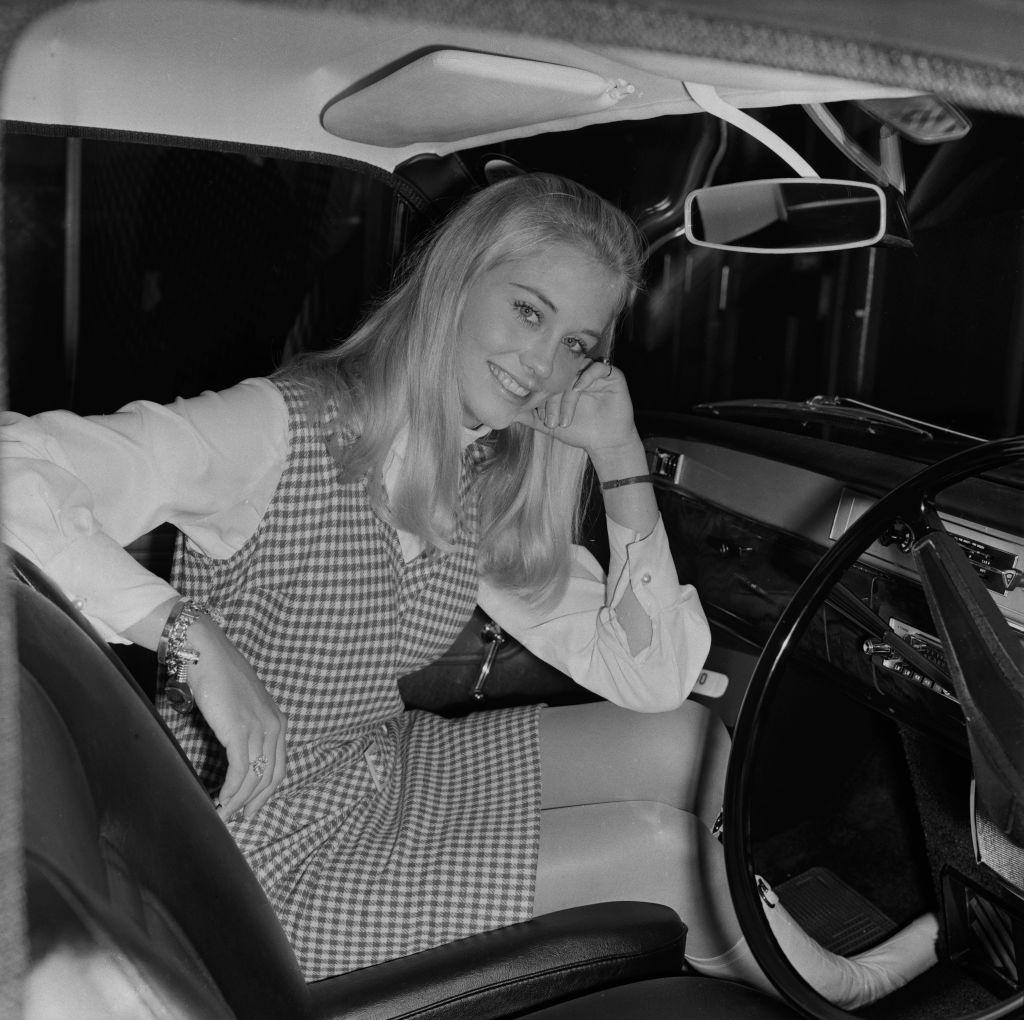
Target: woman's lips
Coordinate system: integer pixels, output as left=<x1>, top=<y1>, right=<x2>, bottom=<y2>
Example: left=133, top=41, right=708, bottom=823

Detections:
left=489, top=363, right=531, bottom=400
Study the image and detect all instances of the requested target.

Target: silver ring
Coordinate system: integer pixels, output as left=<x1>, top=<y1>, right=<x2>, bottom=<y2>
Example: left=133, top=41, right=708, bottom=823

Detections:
left=251, top=754, right=269, bottom=780
left=601, top=357, right=614, bottom=377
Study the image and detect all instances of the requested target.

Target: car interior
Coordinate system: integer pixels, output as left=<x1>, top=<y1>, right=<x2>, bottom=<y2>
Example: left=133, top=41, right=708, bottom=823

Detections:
left=3, top=2, right=1024, bottom=1018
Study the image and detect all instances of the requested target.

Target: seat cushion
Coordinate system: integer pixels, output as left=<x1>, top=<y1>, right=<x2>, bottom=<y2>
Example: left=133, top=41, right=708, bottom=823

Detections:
left=521, top=975, right=802, bottom=1018
left=26, top=855, right=234, bottom=1020
left=308, top=901, right=685, bottom=1019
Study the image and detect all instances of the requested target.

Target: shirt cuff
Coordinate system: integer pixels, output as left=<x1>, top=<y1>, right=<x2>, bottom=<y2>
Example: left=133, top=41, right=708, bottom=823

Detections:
left=606, top=515, right=684, bottom=614
left=40, top=532, right=178, bottom=643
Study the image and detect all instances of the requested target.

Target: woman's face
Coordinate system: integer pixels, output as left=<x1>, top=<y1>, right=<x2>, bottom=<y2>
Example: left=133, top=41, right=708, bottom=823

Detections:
left=456, top=243, right=623, bottom=429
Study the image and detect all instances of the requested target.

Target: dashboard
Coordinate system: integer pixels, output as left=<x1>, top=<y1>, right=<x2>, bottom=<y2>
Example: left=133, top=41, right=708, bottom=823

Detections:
left=645, top=434, right=1024, bottom=752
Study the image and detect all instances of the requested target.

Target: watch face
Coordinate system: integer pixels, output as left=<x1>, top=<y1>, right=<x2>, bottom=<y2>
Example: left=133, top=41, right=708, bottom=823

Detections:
left=164, top=673, right=195, bottom=715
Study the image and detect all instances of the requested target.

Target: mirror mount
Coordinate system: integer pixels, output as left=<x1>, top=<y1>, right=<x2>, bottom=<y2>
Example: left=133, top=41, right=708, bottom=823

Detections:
left=803, top=100, right=902, bottom=190
left=879, top=182, right=914, bottom=249
left=678, top=83, right=912, bottom=254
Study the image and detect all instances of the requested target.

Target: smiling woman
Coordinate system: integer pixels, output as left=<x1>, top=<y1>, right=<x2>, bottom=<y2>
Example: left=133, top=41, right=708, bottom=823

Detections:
left=3, top=172, right=711, bottom=977
left=288, top=174, right=649, bottom=597
left=3, top=168, right=942, bottom=1010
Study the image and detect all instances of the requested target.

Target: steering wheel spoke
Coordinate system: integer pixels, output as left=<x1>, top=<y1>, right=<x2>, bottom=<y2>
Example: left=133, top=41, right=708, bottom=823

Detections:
left=913, top=521, right=1024, bottom=846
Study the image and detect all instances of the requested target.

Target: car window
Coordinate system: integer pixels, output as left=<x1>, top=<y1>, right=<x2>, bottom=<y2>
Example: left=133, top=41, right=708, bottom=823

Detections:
left=5, top=133, right=400, bottom=415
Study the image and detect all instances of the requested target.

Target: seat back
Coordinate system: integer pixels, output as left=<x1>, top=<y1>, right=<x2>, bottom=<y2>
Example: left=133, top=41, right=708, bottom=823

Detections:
left=16, top=556, right=310, bottom=1019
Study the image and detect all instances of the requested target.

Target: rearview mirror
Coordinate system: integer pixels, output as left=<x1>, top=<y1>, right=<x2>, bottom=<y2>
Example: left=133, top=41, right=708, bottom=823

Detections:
left=684, top=179, right=886, bottom=254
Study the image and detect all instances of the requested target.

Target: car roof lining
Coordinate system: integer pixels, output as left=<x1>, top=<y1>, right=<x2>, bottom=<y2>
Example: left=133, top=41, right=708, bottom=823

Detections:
left=1, top=0, right=923, bottom=171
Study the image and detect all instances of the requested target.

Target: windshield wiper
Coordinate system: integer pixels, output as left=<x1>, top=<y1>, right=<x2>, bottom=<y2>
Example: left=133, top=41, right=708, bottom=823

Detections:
left=693, top=395, right=984, bottom=443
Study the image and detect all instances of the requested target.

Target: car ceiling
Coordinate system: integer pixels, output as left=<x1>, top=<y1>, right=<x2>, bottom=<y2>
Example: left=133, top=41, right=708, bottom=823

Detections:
left=3, top=0, right=1022, bottom=171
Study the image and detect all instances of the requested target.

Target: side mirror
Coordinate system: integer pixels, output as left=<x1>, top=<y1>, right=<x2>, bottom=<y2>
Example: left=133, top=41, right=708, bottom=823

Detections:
left=684, top=178, right=886, bottom=254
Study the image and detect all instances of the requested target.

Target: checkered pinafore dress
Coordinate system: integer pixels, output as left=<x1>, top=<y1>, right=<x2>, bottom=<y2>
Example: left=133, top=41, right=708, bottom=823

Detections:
left=159, top=378, right=541, bottom=979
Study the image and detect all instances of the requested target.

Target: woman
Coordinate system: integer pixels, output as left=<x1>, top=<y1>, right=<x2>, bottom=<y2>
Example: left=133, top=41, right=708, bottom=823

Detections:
left=2, top=173, right=934, bottom=1006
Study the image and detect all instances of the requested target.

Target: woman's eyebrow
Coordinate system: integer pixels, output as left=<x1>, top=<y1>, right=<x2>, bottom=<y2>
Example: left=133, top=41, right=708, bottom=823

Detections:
left=511, top=283, right=606, bottom=340
left=511, top=282, right=557, bottom=312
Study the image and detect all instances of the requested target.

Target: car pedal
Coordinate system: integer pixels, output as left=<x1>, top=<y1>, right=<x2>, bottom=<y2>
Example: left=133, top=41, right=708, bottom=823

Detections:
left=776, top=866, right=897, bottom=956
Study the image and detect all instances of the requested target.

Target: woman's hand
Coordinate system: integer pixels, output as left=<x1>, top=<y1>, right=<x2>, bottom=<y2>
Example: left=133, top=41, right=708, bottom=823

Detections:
left=186, top=614, right=287, bottom=823
left=518, top=357, right=658, bottom=541
left=516, top=358, right=639, bottom=460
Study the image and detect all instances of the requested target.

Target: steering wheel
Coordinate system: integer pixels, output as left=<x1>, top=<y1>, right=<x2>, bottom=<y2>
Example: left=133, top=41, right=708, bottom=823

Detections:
left=722, top=435, right=1024, bottom=1019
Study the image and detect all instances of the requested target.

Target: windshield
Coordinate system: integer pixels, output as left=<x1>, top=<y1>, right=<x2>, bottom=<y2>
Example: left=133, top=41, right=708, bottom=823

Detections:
left=463, top=105, right=1024, bottom=462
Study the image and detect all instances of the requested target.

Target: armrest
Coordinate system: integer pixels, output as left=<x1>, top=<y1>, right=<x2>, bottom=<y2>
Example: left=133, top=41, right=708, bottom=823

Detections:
left=307, top=901, right=685, bottom=1020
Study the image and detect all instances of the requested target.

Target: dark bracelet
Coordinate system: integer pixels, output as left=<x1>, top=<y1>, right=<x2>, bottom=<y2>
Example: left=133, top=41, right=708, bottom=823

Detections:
left=600, top=473, right=654, bottom=491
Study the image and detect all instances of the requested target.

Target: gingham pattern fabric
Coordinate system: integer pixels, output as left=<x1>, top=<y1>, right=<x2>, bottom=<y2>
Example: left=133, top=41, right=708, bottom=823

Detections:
left=158, top=378, right=541, bottom=978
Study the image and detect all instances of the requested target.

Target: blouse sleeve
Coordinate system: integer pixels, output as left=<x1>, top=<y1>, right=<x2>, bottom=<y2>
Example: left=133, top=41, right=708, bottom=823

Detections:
left=0, top=377, right=288, bottom=642
left=477, top=515, right=711, bottom=713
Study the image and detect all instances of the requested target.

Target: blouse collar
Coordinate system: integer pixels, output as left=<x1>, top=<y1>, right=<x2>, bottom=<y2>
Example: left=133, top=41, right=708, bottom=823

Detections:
left=461, top=423, right=492, bottom=448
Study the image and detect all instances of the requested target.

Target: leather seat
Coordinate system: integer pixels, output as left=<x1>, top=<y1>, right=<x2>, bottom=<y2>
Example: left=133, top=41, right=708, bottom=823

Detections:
left=15, top=551, right=797, bottom=1019
left=520, top=975, right=802, bottom=1018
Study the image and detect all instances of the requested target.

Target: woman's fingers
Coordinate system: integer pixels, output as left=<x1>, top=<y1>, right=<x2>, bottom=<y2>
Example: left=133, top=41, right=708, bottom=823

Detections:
left=215, top=727, right=285, bottom=822
left=215, top=734, right=260, bottom=821
left=184, top=613, right=288, bottom=824
left=517, top=358, right=635, bottom=455
left=215, top=712, right=287, bottom=822
left=246, top=720, right=287, bottom=817
left=557, top=358, right=619, bottom=427
left=530, top=361, right=615, bottom=430
left=573, top=357, right=615, bottom=389
left=538, top=391, right=564, bottom=430
left=555, top=386, right=583, bottom=428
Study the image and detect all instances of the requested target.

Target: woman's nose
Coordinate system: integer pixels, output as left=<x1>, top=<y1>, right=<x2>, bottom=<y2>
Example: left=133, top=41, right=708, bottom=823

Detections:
left=519, top=336, right=558, bottom=381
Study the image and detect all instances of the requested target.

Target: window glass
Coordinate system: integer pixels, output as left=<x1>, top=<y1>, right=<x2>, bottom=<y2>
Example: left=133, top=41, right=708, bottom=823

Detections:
left=4, top=134, right=399, bottom=414
left=460, top=106, right=1024, bottom=455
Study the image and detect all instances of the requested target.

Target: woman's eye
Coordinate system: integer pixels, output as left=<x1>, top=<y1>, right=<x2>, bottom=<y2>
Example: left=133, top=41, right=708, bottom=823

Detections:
left=563, top=336, right=591, bottom=356
left=513, top=300, right=541, bottom=327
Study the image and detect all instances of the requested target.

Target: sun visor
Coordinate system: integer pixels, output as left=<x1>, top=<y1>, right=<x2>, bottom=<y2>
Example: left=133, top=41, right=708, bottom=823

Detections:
left=321, top=50, right=641, bottom=147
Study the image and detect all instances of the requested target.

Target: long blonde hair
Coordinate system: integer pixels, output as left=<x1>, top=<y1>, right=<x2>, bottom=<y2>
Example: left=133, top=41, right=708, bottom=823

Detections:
left=282, top=173, right=645, bottom=600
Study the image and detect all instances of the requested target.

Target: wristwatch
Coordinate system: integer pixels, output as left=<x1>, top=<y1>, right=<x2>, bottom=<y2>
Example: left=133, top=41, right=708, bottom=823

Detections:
left=157, top=597, right=224, bottom=714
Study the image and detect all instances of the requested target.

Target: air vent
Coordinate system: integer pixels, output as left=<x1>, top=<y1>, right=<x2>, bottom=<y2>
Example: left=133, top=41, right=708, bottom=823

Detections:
left=944, top=868, right=1023, bottom=995
left=965, top=889, right=1018, bottom=987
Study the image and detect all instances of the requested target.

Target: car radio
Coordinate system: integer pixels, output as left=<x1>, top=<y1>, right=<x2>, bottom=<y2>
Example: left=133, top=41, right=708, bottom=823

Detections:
left=949, top=533, right=1023, bottom=596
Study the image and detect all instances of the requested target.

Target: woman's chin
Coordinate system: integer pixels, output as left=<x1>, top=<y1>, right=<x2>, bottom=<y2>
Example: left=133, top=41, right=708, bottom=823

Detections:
left=464, top=403, right=525, bottom=432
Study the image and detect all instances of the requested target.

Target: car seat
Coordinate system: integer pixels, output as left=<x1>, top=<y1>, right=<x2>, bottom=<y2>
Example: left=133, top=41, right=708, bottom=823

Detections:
left=15, top=550, right=797, bottom=1018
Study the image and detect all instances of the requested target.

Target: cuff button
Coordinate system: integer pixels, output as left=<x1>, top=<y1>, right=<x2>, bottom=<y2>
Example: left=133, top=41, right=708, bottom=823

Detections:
left=641, top=573, right=652, bottom=585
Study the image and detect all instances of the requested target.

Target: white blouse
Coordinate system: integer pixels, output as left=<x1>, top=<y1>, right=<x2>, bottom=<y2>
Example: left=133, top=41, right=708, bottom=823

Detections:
left=1, top=378, right=710, bottom=712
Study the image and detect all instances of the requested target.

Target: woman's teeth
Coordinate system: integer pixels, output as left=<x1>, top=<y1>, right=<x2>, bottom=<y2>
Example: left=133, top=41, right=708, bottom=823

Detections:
left=490, top=364, right=531, bottom=399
